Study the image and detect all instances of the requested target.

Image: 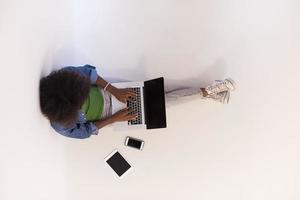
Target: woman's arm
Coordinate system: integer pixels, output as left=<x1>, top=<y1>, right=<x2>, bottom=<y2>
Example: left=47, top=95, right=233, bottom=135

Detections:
left=94, top=108, right=137, bottom=129
left=96, top=76, right=136, bottom=103
left=96, top=76, right=118, bottom=95
left=94, top=115, right=116, bottom=129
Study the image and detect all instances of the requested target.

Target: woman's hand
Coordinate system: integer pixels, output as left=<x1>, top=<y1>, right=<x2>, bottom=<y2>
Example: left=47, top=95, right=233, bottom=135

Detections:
left=95, top=108, right=137, bottom=129
left=112, top=108, right=138, bottom=122
left=113, top=88, right=137, bottom=103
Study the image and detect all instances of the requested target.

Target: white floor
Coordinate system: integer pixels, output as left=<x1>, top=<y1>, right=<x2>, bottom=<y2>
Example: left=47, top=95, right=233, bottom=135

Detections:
left=1, top=0, right=300, bottom=200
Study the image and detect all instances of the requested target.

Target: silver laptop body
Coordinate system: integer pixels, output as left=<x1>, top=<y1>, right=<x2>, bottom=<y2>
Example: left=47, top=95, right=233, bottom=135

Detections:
left=111, top=81, right=147, bottom=130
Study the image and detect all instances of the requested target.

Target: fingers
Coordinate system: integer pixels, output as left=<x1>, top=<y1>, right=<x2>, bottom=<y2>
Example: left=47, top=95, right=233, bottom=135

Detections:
left=127, top=113, right=138, bottom=120
left=119, top=108, right=138, bottom=121
left=118, top=88, right=137, bottom=103
left=123, top=114, right=137, bottom=121
left=119, top=108, right=136, bottom=115
left=119, top=108, right=130, bottom=114
left=125, top=88, right=137, bottom=97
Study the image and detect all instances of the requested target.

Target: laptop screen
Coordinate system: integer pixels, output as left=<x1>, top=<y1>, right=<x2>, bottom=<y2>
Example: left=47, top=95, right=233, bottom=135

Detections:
left=143, top=77, right=167, bottom=129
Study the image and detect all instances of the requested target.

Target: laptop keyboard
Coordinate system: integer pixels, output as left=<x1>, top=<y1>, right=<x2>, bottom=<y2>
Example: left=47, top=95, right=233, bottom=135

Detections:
left=127, top=87, right=143, bottom=125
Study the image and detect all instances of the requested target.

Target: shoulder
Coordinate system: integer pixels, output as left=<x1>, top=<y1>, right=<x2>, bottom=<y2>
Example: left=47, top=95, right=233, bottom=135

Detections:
left=61, top=65, right=98, bottom=84
left=61, top=64, right=96, bottom=72
left=50, top=120, right=76, bottom=137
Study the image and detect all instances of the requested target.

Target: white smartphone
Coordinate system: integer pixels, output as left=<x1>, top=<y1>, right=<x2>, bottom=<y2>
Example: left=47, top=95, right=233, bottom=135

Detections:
left=125, top=136, right=145, bottom=150
left=104, top=149, right=131, bottom=178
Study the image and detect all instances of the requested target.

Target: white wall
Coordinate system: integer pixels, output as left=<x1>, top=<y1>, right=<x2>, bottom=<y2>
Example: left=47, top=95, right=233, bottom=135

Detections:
left=1, top=0, right=299, bottom=200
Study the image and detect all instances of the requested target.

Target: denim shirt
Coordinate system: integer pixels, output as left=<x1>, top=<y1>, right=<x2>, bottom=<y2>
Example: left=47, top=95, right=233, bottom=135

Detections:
left=50, top=65, right=99, bottom=139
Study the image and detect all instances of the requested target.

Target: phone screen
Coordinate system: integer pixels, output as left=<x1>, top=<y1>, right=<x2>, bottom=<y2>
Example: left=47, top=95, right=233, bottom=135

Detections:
left=127, top=138, right=142, bottom=149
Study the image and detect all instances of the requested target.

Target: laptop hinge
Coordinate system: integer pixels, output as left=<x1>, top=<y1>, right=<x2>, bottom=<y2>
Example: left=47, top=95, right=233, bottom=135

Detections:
left=142, top=86, right=149, bottom=128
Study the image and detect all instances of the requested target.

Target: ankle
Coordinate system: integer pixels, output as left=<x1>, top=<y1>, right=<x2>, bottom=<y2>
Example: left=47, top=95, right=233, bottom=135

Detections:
left=200, top=88, right=208, bottom=97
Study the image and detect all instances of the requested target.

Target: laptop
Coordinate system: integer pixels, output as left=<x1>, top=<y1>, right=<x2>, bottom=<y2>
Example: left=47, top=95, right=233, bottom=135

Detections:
left=111, top=77, right=167, bottom=130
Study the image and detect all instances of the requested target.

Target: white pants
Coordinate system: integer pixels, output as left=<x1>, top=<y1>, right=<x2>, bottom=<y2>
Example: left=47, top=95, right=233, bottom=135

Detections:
left=165, top=87, right=203, bottom=100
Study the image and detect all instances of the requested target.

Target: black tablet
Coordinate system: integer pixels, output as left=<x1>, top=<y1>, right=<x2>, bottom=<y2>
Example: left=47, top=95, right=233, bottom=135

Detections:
left=104, top=150, right=131, bottom=178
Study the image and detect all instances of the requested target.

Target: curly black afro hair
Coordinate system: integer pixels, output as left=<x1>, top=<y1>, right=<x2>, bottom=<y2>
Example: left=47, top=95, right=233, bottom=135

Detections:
left=39, top=69, right=90, bottom=127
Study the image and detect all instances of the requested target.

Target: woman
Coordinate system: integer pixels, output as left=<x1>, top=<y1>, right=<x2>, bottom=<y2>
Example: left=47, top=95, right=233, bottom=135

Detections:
left=39, top=65, right=235, bottom=139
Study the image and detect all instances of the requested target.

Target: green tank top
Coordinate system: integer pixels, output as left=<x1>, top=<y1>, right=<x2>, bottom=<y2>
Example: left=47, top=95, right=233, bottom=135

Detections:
left=80, top=86, right=104, bottom=121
